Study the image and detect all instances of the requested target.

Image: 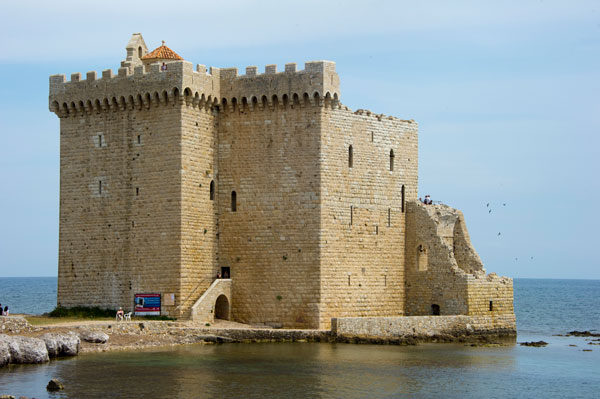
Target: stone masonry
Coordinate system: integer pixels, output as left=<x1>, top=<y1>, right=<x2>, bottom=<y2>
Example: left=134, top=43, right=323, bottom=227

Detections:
left=48, top=33, right=515, bottom=332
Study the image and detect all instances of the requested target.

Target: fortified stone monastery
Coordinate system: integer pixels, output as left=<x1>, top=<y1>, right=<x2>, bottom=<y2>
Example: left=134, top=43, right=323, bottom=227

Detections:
left=49, top=34, right=515, bottom=330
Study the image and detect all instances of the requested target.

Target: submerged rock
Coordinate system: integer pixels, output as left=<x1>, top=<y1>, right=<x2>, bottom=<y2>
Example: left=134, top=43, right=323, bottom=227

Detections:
left=79, top=330, right=109, bottom=344
left=46, top=379, right=65, bottom=391
left=42, top=333, right=81, bottom=357
left=519, top=341, right=548, bottom=347
left=0, top=334, right=49, bottom=364
left=566, top=330, right=600, bottom=337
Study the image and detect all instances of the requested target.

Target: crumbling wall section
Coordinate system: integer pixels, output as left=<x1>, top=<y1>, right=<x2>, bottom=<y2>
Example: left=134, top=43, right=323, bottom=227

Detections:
left=405, top=201, right=513, bottom=317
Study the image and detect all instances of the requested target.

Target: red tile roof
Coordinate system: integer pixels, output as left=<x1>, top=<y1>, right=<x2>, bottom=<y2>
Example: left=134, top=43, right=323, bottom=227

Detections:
left=141, top=41, right=183, bottom=61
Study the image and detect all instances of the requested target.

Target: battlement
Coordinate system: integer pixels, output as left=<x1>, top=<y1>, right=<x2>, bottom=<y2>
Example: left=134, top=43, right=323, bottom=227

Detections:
left=50, top=58, right=340, bottom=117
left=48, top=60, right=222, bottom=116
left=218, top=60, right=340, bottom=110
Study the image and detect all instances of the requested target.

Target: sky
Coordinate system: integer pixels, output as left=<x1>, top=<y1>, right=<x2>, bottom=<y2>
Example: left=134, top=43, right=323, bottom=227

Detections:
left=0, top=0, right=598, bottom=279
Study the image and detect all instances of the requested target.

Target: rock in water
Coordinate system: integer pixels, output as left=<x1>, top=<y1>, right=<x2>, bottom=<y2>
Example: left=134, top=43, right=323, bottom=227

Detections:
left=42, top=333, right=80, bottom=357
left=47, top=378, right=65, bottom=391
left=0, top=334, right=49, bottom=364
left=0, top=395, right=16, bottom=398
left=79, top=330, right=109, bottom=344
left=519, top=341, right=548, bottom=347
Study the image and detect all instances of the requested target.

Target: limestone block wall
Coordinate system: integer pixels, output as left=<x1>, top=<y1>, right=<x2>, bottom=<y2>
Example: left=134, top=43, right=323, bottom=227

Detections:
left=466, top=275, right=514, bottom=315
left=191, top=279, right=232, bottom=323
left=331, top=315, right=516, bottom=339
left=217, top=99, right=322, bottom=329
left=178, top=105, right=219, bottom=318
left=405, top=201, right=514, bottom=317
left=318, top=107, right=419, bottom=328
left=56, top=105, right=183, bottom=314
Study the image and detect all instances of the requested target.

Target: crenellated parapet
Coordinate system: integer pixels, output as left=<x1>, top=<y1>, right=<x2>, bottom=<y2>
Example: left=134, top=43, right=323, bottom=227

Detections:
left=49, top=61, right=221, bottom=117
left=49, top=59, right=341, bottom=117
left=217, top=61, right=340, bottom=112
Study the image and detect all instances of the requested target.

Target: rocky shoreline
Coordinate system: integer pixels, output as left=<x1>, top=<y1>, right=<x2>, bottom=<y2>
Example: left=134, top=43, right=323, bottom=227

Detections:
left=0, top=315, right=518, bottom=367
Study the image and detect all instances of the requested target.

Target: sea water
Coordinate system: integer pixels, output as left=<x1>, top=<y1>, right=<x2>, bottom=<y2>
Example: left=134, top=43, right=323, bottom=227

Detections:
left=0, top=278, right=599, bottom=398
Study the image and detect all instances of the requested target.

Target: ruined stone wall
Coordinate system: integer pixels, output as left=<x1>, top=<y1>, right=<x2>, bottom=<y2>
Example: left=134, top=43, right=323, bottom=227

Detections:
left=56, top=105, right=183, bottom=314
left=317, top=107, right=419, bottom=329
left=405, top=201, right=514, bottom=317
left=217, top=100, right=322, bottom=329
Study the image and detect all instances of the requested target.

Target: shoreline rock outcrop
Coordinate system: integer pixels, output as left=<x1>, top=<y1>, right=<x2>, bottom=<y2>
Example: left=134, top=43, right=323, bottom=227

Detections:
left=41, top=332, right=80, bottom=357
left=0, top=334, right=49, bottom=364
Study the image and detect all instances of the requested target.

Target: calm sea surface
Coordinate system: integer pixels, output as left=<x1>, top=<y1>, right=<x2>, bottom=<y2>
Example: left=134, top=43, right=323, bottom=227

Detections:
left=1, top=278, right=599, bottom=398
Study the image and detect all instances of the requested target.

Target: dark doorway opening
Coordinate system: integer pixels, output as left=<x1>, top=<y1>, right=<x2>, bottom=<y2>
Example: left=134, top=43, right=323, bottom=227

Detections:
left=431, top=304, right=440, bottom=316
left=214, top=295, right=230, bottom=320
left=221, top=267, right=230, bottom=279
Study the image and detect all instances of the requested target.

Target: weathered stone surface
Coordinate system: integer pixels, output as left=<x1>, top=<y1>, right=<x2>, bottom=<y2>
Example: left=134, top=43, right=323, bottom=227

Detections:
left=332, top=315, right=516, bottom=342
left=79, top=330, right=109, bottom=344
left=0, top=339, right=10, bottom=366
left=0, top=334, right=49, bottom=364
left=42, top=333, right=80, bottom=357
left=46, top=379, right=65, bottom=391
left=0, top=395, right=16, bottom=399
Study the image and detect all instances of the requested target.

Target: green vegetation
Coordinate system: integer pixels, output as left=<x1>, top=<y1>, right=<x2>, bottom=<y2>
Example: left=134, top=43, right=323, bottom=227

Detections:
left=48, top=306, right=115, bottom=318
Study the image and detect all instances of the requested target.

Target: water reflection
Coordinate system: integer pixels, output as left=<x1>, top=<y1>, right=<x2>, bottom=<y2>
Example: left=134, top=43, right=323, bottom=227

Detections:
left=3, top=341, right=600, bottom=399
left=0, top=343, right=523, bottom=399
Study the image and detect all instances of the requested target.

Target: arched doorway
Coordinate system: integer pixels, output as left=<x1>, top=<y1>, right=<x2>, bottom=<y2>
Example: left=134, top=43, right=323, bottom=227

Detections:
left=214, top=294, right=230, bottom=320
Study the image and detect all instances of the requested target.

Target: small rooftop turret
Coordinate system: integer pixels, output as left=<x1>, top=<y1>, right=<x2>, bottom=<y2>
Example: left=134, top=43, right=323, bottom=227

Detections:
left=121, top=33, right=148, bottom=72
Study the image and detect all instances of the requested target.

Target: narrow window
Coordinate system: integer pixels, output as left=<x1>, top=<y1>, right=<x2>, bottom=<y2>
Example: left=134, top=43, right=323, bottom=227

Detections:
left=98, top=180, right=102, bottom=194
left=390, top=149, right=394, bottom=171
left=401, top=185, right=405, bottom=213
left=98, top=135, right=102, bottom=147
left=138, top=46, right=142, bottom=58
left=432, top=304, right=440, bottom=316
left=348, top=145, right=353, bottom=168
left=375, top=225, right=379, bottom=235
left=136, top=187, right=139, bottom=196
left=132, top=221, right=135, bottom=227
left=137, top=135, right=141, bottom=145
left=210, top=180, right=215, bottom=201
left=489, top=301, right=494, bottom=311
left=388, top=208, right=391, bottom=227
left=371, top=131, right=374, bottom=142
left=350, top=205, right=353, bottom=225
left=231, top=191, right=237, bottom=212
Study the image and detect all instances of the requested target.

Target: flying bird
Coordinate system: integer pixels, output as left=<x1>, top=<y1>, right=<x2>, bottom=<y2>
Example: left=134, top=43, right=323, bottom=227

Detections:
left=486, top=203, right=490, bottom=207
left=489, top=209, right=492, bottom=214
left=503, top=203, right=506, bottom=206
left=498, top=232, right=501, bottom=236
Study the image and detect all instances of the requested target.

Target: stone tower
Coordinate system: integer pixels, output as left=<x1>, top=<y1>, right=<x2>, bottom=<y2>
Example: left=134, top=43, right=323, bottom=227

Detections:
left=49, top=33, right=514, bottom=329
